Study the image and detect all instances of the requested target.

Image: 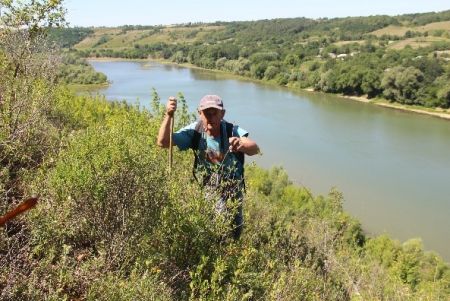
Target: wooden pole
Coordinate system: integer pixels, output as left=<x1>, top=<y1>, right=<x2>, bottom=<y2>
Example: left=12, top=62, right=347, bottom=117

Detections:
left=169, top=114, right=174, bottom=174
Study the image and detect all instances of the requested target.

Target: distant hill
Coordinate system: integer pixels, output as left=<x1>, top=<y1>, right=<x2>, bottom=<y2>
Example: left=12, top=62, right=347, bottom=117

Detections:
left=54, top=10, right=450, bottom=110
left=63, top=10, right=450, bottom=51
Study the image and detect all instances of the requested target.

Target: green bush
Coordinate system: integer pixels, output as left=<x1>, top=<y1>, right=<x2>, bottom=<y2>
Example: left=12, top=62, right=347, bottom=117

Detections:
left=86, top=271, right=173, bottom=301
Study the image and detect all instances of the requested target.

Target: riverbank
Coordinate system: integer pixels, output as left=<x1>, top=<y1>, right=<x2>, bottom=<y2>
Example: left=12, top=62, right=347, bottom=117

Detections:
left=67, top=82, right=110, bottom=92
left=339, top=93, right=450, bottom=120
left=303, top=88, right=450, bottom=120
left=87, top=57, right=450, bottom=121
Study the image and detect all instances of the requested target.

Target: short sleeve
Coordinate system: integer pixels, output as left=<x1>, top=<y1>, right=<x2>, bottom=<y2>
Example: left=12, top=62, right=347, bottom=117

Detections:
left=173, top=122, right=197, bottom=151
left=233, top=124, right=249, bottom=138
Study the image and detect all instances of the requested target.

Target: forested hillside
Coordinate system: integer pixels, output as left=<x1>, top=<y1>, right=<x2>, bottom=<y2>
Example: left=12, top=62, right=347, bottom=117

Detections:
left=1, top=1, right=450, bottom=300
left=64, top=10, right=450, bottom=109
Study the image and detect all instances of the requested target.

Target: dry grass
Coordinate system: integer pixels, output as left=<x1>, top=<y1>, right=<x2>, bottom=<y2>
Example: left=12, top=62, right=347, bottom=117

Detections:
left=74, top=28, right=122, bottom=49
left=370, top=21, right=450, bottom=37
left=75, top=36, right=101, bottom=48
left=371, top=25, right=410, bottom=37
left=75, top=25, right=226, bottom=49
left=418, top=21, right=450, bottom=31
left=333, top=40, right=366, bottom=46
left=388, top=36, right=449, bottom=49
left=94, top=28, right=123, bottom=35
left=137, top=26, right=225, bottom=45
left=101, top=30, right=145, bottom=48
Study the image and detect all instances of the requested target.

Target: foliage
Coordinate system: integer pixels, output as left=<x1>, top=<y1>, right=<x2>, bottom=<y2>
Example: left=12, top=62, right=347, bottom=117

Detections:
left=47, top=27, right=94, bottom=48
left=437, top=83, right=450, bottom=107
left=93, top=35, right=112, bottom=48
left=381, top=66, right=425, bottom=104
left=0, top=0, right=65, bottom=206
left=57, top=52, right=108, bottom=85
left=86, top=271, right=173, bottom=301
left=0, top=0, right=66, bottom=40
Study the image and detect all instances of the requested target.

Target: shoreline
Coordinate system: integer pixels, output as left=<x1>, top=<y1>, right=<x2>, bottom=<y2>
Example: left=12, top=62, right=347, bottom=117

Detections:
left=304, top=88, right=450, bottom=120
left=339, top=94, right=450, bottom=120
left=87, top=57, right=450, bottom=121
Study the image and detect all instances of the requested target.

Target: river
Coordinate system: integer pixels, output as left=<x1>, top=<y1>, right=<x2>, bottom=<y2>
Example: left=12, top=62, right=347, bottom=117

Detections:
left=89, top=60, right=450, bottom=261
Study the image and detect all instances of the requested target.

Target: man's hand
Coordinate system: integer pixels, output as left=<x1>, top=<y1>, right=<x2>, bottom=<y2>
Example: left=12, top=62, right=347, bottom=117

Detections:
left=229, top=137, right=243, bottom=153
left=166, top=96, right=177, bottom=117
left=157, top=96, right=178, bottom=148
left=229, top=136, right=260, bottom=156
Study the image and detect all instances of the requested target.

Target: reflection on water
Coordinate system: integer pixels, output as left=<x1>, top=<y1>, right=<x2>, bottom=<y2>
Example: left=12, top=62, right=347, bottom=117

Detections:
left=90, top=60, right=450, bottom=261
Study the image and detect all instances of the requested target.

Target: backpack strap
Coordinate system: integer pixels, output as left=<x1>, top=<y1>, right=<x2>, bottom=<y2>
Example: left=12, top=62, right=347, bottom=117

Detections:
left=225, top=122, right=246, bottom=192
left=225, top=122, right=245, bottom=167
left=191, top=120, right=203, bottom=184
left=192, top=120, right=203, bottom=151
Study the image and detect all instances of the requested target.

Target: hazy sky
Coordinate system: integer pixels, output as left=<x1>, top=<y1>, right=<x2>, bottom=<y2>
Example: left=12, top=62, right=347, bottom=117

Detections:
left=66, top=0, right=450, bottom=27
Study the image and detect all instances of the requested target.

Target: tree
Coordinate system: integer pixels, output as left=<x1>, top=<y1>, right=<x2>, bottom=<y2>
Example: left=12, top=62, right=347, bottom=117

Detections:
left=172, top=50, right=187, bottom=64
left=250, top=62, right=268, bottom=79
left=361, top=68, right=382, bottom=98
left=264, top=65, right=280, bottom=80
left=0, top=0, right=66, bottom=78
left=436, top=84, right=450, bottom=108
left=0, top=0, right=66, bottom=201
left=284, top=54, right=299, bottom=67
left=381, top=66, right=424, bottom=104
left=405, top=57, right=444, bottom=84
left=0, top=0, right=66, bottom=40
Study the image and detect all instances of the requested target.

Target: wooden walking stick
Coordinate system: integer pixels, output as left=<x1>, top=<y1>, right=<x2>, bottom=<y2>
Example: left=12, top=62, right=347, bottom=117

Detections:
left=169, top=112, right=175, bottom=174
left=0, top=197, right=38, bottom=227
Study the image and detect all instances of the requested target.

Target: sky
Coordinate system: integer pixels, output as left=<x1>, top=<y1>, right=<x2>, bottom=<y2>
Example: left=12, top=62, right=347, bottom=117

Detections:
left=65, top=0, right=450, bottom=27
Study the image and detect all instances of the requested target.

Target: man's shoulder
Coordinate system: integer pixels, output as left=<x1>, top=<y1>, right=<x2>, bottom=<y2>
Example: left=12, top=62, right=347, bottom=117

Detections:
left=222, top=120, right=248, bottom=138
left=173, top=121, right=200, bottom=150
left=178, top=121, right=199, bottom=132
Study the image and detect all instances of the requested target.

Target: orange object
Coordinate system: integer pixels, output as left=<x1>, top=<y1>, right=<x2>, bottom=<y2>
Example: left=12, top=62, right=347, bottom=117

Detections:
left=0, top=197, right=38, bottom=227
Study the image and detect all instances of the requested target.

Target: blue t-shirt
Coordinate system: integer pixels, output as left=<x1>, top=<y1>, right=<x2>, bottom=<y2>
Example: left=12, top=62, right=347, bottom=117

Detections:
left=173, top=120, right=248, bottom=181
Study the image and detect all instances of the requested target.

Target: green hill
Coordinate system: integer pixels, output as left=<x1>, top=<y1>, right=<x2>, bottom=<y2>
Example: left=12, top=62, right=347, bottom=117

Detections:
left=62, top=10, right=450, bottom=110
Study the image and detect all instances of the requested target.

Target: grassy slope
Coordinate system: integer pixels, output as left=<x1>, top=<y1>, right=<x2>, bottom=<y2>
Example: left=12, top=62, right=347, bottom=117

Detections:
left=388, top=36, right=449, bottom=49
left=75, top=25, right=225, bottom=49
left=370, top=21, right=450, bottom=36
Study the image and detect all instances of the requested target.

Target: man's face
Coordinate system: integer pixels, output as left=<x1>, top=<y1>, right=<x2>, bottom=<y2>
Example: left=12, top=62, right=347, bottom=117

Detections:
left=199, top=108, right=225, bottom=132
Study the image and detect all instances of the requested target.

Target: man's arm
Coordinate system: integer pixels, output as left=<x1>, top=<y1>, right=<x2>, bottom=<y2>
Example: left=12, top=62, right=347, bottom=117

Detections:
left=157, top=97, right=177, bottom=148
left=229, top=136, right=260, bottom=156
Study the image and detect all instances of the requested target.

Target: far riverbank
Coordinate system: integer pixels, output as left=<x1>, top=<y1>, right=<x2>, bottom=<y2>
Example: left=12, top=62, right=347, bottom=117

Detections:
left=340, top=93, right=450, bottom=120
left=301, top=90, right=450, bottom=121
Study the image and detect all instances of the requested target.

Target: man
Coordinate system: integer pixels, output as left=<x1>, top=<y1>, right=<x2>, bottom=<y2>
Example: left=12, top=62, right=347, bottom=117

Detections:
left=157, top=94, right=259, bottom=239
